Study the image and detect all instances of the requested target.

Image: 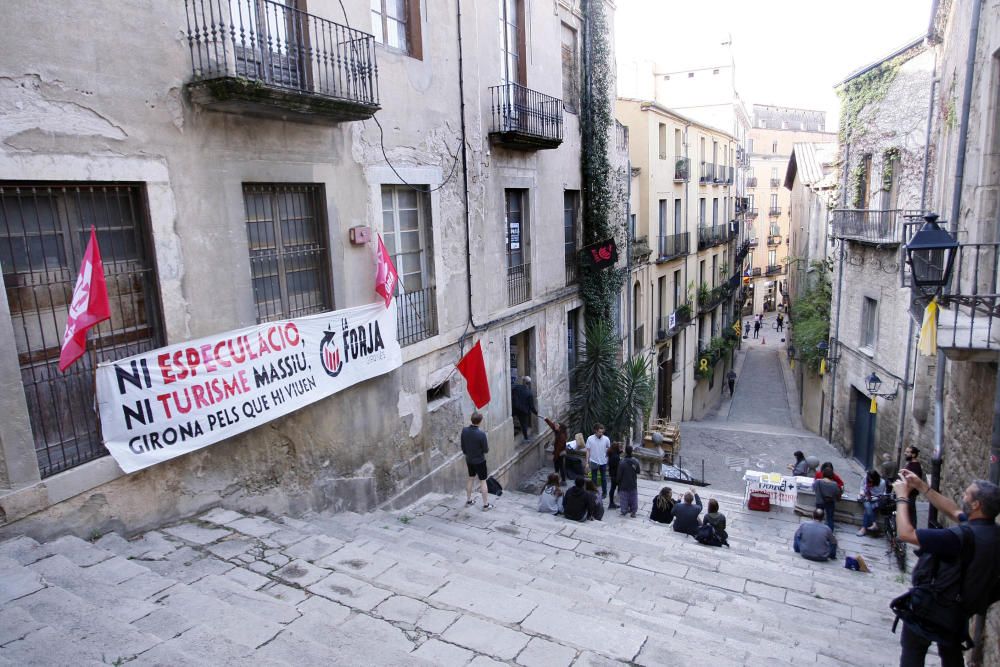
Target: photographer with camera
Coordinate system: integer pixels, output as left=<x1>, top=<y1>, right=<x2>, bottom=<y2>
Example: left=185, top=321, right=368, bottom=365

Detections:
left=891, top=470, right=1000, bottom=666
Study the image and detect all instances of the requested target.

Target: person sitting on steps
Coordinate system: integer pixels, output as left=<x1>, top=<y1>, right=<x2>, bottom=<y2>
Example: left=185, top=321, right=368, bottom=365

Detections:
left=857, top=469, right=886, bottom=537
left=794, top=508, right=838, bottom=561
left=650, top=487, right=675, bottom=524
left=703, top=498, right=728, bottom=544
left=672, top=489, right=703, bottom=536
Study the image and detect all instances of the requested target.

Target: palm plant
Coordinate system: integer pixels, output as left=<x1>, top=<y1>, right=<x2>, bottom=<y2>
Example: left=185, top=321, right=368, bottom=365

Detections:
left=569, top=320, right=655, bottom=444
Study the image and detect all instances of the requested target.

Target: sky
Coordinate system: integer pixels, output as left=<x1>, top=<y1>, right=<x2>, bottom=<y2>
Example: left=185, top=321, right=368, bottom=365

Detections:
left=614, top=0, right=933, bottom=132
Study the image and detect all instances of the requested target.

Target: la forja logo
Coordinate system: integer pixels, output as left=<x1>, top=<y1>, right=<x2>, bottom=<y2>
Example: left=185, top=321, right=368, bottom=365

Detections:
left=319, top=327, right=343, bottom=377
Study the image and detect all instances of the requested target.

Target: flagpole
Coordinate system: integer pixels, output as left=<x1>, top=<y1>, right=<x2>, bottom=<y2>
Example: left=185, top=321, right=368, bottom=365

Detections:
left=89, top=339, right=103, bottom=445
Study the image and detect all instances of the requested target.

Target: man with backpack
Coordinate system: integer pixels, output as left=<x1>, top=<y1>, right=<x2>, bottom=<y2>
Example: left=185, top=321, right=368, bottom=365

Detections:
left=891, top=470, right=1000, bottom=666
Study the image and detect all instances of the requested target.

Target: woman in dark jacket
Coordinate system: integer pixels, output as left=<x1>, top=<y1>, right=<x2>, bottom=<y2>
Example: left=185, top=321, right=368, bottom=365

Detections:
left=649, top=487, right=675, bottom=523
left=703, top=498, right=728, bottom=543
left=606, top=442, right=622, bottom=509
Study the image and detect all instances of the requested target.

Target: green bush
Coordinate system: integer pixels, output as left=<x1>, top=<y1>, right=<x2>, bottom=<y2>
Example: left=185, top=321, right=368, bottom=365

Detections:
left=791, top=260, right=833, bottom=371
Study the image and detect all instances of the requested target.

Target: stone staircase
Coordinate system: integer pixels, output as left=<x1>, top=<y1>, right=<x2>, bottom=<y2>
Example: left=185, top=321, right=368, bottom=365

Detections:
left=0, top=475, right=910, bottom=666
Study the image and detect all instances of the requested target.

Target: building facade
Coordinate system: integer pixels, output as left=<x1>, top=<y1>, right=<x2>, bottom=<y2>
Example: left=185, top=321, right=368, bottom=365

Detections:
left=616, top=99, right=740, bottom=422
left=0, top=0, right=616, bottom=537
left=746, top=105, right=835, bottom=315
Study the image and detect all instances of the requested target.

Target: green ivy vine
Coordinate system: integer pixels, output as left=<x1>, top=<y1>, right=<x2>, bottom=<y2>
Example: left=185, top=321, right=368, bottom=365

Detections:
left=579, top=0, right=624, bottom=322
left=836, top=56, right=904, bottom=143
left=850, top=159, right=869, bottom=208
left=881, top=147, right=900, bottom=191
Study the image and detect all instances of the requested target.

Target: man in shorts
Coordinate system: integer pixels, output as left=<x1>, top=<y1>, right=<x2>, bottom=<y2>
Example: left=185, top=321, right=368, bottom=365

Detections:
left=462, top=412, right=493, bottom=510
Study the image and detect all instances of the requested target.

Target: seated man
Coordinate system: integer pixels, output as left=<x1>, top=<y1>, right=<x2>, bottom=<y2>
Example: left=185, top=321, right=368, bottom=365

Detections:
left=562, top=478, right=591, bottom=522
left=672, top=490, right=702, bottom=535
left=794, top=508, right=838, bottom=561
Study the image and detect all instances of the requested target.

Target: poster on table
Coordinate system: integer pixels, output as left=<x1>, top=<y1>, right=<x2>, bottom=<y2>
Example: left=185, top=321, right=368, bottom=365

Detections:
left=742, top=470, right=805, bottom=508
left=97, top=301, right=401, bottom=473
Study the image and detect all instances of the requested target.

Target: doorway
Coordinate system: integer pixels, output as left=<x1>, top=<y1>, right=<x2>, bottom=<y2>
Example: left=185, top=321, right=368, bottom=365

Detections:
left=509, top=329, right=536, bottom=436
left=657, top=346, right=673, bottom=421
left=852, top=387, right=876, bottom=468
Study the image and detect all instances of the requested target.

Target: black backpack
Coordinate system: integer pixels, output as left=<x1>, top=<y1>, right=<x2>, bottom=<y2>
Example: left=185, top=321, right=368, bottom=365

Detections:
left=486, top=476, right=503, bottom=497
left=695, top=522, right=726, bottom=547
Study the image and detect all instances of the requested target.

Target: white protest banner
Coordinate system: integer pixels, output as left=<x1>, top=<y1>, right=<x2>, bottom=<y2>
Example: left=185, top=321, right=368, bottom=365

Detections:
left=97, top=301, right=401, bottom=473
left=743, top=470, right=798, bottom=508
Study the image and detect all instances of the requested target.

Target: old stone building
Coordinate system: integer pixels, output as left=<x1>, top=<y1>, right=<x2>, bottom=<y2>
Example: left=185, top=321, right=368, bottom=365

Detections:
left=746, top=106, right=836, bottom=316
left=0, top=0, right=619, bottom=538
left=616, top=99, right=742, bottom=421
left=825, top=39, right=934, bottom=471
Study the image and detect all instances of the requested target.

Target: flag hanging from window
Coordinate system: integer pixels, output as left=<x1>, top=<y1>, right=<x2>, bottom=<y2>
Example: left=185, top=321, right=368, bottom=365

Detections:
left=59, top=226, right=110, bottom=372
left=456, top=341, right=491, bottom=408
left=374, top=234, right=399, bottom=308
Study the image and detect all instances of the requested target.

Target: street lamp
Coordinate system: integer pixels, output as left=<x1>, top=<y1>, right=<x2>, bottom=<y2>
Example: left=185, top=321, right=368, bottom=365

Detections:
left=865, top=371, right=899, bottom=415
left=905, top=213, right=958, bottom=293
left=865, top=372, right=882, bottom=394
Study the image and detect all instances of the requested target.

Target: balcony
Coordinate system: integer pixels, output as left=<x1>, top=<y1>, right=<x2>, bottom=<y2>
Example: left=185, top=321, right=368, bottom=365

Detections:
left=765, top=264, right=783, bottom=276
left=632, top=236, right=652, bottom=263
left=711, top=164, right=722, bottom=185
left=748, top=237, right=759, bottom=247
left=633, top=324, right=645, bottom=350
left=770, top=178, right=781, bottom=188
left=674, top=157, right=690, bottom=182
left=750, top=267, right=762, bottom=277
left=906, top=238, right=1000, bottom=359
left=699, top=161, right=711, bottom=184
left=697, top=224, right=731, bottom=250
left=830, top=209, right=923, bottom=246
left=768, top=207, right=782, bottom=217
left=656, top=232, right=690, bottom=262
left=767, top=236, right=782, bottom=247
left=507, top=262, right=531, bottom=306
left=697, top=284, right=730, bottom=314
left=747, top=177, right=758, bottom=188
left=489, top=83, right=564, bottom=150
left=734, top=239, right=751, bottom=265
left=656, top=306, right=692, bottom=342
left=184, top=0, right=380, bottom=124
left=746, top=208, right=758, bottom=219
left=565, top=251, right=578, bottom=285
left=397, top=286, right=438, bottom=346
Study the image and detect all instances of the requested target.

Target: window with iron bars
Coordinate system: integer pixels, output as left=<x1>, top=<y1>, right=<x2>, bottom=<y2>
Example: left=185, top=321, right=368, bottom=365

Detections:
left=381, top=185, right=437, bottom=346
left=0, top=182, right=163, bottom=478
left=243, top=184, right=332, bottom=323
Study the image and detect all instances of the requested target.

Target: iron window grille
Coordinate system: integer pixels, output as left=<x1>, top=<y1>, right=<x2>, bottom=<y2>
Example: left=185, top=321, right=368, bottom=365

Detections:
left=0, top=183, right=163, bottom=478
left=381, top=185, right=437, bottom=346
left=243, top=183, right=332, bottom=323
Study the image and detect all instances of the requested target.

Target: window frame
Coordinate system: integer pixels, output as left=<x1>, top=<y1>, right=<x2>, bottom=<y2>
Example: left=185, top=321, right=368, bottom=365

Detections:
left=243, top=183, right=332, bottom=323
left=381, top=183, right=437, bottom=346
left=560, top=22, right=579, bottom=113
left=860, top=296, right=878, bottom=351
left=371, top=0, right=423, bottom=59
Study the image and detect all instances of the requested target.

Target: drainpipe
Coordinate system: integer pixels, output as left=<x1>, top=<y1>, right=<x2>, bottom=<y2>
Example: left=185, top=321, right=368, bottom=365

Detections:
left=896, top=53, right=939, bottom=473
left=626, top=157, right=633, bottom=360
left=930, top=0, right=983, bottom=527
left=455, top=0, right=480, bottom=330
left=681, top=123, right=690, bottom=420
left=827, top=243, right=844, bottom=444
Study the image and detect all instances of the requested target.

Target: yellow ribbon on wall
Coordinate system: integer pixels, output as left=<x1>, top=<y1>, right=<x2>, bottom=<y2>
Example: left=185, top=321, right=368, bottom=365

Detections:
left=918, top=297, right=938, bottom=357
left=819, top=357, right=826, bottom=375
left=870, top=396, right=877, bottom=414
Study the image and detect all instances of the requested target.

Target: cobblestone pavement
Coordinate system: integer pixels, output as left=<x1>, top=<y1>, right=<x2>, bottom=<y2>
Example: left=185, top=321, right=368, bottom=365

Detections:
left=682, top=312, right=865, bottom=496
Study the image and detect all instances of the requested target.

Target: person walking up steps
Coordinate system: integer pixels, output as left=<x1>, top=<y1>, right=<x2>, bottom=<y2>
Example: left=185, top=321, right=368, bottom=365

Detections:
left=461, top=412, right=493, bottom=511
left=616, top=445, right=641, bottom=517
left=776, top=313, right=784, bottom=332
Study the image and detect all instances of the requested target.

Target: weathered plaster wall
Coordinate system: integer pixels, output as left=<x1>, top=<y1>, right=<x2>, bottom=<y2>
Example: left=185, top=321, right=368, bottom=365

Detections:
left=0, top=0, right=595, bottom=539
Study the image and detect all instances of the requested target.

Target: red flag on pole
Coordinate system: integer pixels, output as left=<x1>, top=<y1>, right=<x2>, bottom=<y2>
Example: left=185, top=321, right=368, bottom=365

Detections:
left=59, top=227, right=110, bottom=372
left=374, top=234, right=399, bottom=308
left=456, top=341, right=491, bottom=408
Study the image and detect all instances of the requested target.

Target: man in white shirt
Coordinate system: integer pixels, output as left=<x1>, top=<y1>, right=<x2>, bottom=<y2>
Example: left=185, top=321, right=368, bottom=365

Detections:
left=585, top=423, right=611, bottom=499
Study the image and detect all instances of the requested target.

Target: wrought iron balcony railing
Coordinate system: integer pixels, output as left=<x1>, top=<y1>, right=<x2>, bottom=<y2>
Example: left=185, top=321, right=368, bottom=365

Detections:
left=767, top=236, right=782, bottom=247
left=507, top=262, right=531, bottom=306
left=766, top=264, right=783, bottom=276
left=750, top=267, right=762, bottom=276
left=830, top=209, right=923, bottom=246
left=747, top=177, right=758, bottom=188
left=905, top=237, right=1000, bottom=353
left=769, top=207, right=782, bottom=217
left=748, top=238, right=759, bottom=247
left=698, top=285, right=730, bottom=313
left=770, top=178, right=781, bottom=188
left=746, top=208, right=758, bottom=219
left=711, top=164, right=722, bottom=184
left=489, top=83, right=563, bottom=150
left=697, top=224, right=731, bottom=250
left=657, top=306, right=692, bottom=342
left=397, top=286, right=438, bottom=346
left=674, top=157, right=690, bottom=182
left=657, top=231, right=690, bottom=262
left=184, top=0, right=380, bottom=123
left=699, top=162, right=711, bottom=184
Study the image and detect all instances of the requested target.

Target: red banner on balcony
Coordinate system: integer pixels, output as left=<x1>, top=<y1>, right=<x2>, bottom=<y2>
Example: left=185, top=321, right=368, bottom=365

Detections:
left=581, top=238, right=618, bottom=271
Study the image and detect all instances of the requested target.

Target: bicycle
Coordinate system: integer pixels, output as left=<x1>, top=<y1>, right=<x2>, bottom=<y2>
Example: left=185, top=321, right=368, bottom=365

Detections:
left=877, top=492, right=907, bottom=572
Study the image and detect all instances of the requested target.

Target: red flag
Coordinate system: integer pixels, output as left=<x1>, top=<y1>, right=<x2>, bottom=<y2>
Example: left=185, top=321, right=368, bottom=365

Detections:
left=59, top=227, right=110, bottom=372
left=456, top=341, right=491, bottom=408
left=374, top=234, right=399, bottom=308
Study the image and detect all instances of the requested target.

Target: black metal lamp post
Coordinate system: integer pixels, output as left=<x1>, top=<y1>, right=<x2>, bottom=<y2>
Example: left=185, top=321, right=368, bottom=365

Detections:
left=865, top=372, right=882, bottom=394
left=905, top=213, right=958, bottom=294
